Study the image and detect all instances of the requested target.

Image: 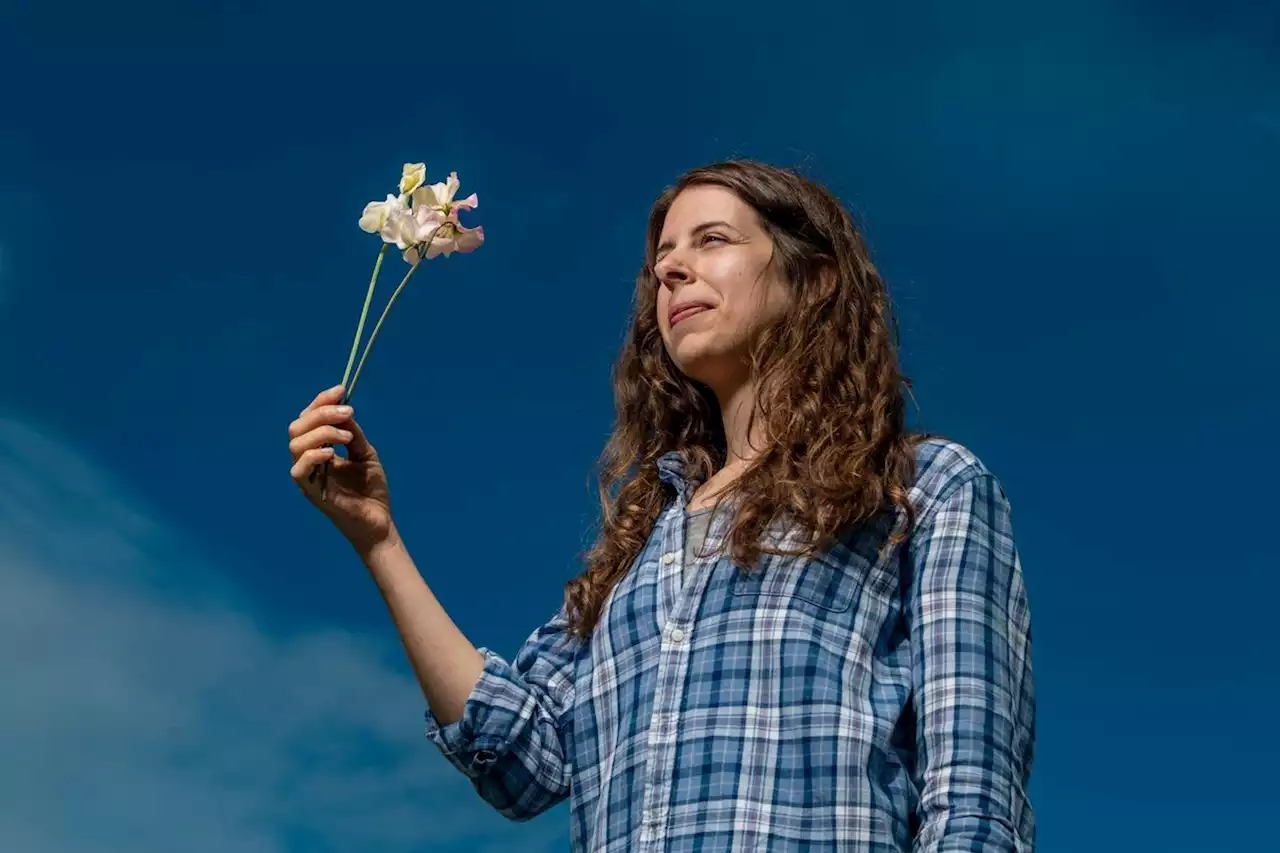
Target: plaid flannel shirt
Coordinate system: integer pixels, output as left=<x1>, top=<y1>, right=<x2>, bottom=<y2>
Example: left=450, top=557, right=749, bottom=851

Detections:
left=426, top=438, right=1035, bottom=852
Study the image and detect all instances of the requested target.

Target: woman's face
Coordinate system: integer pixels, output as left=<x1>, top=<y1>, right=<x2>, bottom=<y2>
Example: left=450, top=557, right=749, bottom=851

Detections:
left=654, top=185, right=792, bottom=393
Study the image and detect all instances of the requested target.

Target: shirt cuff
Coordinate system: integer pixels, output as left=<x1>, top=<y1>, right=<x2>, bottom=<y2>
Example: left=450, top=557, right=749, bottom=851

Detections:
left=423, top=648, right=519, bottom=777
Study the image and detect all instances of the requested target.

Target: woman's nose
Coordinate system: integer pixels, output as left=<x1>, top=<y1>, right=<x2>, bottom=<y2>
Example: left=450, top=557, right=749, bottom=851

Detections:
left=656, top=252, right=693, bottom=287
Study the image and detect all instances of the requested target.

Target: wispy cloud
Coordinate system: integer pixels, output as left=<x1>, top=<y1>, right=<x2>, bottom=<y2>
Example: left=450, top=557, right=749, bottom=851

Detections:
left=0, top=417, right=568, bottom=852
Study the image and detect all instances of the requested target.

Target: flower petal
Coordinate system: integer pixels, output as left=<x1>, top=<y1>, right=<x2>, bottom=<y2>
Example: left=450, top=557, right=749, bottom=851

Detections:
left=425, top=180, right=451, bottom=208
left=395, top=210, right=424, bottom=249
left=358, top=201, right=386, bottom=234
left=361, top=194, right=411, bottom=240
left=452, top=224, right=484, bottom=253
left=399, top=162, right=426, bottom=195
left=415, top=204, right=444, bottom=228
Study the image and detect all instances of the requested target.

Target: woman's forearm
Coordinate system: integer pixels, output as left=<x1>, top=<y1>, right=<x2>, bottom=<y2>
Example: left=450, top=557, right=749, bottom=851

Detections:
left=358, top=528, right=486, bottom=725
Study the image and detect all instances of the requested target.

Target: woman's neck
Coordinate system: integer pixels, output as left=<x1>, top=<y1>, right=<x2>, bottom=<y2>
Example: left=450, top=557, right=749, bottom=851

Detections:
left=686, top=378, right=764, bottom=510
left=716, top=377, right=764, bottom=468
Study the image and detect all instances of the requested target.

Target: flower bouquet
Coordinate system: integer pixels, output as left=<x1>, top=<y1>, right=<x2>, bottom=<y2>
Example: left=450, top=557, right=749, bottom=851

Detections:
left=312, top=162, right=484, bottom=500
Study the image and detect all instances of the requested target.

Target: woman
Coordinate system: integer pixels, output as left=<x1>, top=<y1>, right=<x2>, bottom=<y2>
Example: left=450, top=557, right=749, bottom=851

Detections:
left=288, top=160, right=1035, bottom=852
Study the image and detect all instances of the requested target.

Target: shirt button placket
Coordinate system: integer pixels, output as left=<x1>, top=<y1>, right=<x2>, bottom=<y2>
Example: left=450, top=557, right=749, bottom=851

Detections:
left=642, top=611, right=690, bottom=847
left=643, top=516, right=691, bottom=849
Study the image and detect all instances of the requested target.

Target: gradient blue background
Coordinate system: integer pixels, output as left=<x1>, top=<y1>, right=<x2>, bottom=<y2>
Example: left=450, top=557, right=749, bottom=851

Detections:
left=0, top=1, right=1275, bottom=851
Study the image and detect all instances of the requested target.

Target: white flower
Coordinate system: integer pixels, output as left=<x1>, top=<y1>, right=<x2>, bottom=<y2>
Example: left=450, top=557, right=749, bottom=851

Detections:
left=360, top=167, right=483, bottom=262
left=357, top=193, right=409, bottom=244
left=399, top=162, right=427, bottom=195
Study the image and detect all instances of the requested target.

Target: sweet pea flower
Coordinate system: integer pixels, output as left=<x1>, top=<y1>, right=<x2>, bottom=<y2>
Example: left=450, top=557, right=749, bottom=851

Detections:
left=399, top=162, right=427, bottom=195
left=358, top=193, right=409, bottom=244
left=406, top=215, right=485, bottom=262
left=412, top=171, right=478, bottom=216
left=319, top=161, right=487, bottom=502
left=395, top=204, right=447, bottom=260
left=405, top=171, right=483, bottom=260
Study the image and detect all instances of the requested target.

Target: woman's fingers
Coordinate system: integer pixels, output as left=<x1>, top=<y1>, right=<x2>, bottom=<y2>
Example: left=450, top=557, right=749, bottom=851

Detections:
left=291, top=446, right=336, bottom=481
left=288, top=403, right=354, bottom=442
left=302, top=384, right=345, bottom=415
left=288, top=388, right=377, bottom=497
left=289, top=425, right=353, bottom=459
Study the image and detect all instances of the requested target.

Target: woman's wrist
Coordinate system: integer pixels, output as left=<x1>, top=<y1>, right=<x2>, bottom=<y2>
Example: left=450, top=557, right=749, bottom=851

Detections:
left=354, top=524, right=405, bottom=568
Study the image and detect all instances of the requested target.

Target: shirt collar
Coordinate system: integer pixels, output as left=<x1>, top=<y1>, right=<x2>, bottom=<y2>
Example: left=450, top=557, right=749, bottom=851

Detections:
left=657, top=450, right=688, bottom=494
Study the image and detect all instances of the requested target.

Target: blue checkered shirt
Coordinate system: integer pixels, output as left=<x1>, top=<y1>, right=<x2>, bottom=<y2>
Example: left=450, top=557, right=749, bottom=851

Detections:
left=426, top=438, right=1035, bottom=851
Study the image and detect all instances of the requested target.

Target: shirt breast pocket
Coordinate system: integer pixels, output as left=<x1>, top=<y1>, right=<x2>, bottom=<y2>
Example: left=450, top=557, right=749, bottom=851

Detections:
left=722, top=522, right=899, bottom=669
left=728, top=551, right=861, bottom=616
left=723, top=547, right=888, bottom=710
left=726, top=514, right=900, bottom=615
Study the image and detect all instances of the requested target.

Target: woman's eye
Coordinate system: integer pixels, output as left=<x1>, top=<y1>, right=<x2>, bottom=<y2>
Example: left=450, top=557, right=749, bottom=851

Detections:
left=700, top=233, right=727, bottom=246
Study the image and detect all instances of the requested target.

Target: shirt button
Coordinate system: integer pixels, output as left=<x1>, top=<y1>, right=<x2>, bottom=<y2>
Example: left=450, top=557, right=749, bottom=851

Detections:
left=669, top=627, right=687, bottom=643
left=661, top=553, right=676, bottom=565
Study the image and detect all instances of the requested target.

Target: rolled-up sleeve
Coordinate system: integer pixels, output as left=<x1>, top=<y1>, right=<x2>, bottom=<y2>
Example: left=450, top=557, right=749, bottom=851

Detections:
left=425, top=610, right=579, bottom=821
left=906, top=470, right=1036, bottom=852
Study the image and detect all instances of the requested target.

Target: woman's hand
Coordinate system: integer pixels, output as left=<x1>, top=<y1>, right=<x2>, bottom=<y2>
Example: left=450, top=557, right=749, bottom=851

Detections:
left=289, top=385, right=395, bottom=555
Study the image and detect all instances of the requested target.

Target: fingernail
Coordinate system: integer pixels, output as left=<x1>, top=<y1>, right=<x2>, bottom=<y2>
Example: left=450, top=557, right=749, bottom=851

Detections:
left=336, top=405, right=353, bottom=417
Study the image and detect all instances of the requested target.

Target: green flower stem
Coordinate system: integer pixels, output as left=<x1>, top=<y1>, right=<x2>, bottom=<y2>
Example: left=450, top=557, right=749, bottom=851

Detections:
left=344, top=258, right=422, bottom=401
left=313, top=243, right=387, bottom=498
left=340, top=244, right=388, bottom=401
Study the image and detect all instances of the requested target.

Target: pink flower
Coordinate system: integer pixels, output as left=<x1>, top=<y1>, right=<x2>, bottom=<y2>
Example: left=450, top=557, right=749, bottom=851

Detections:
left=405, top=214, right=485, bottom=262
left=405, top=171, right=484, bottom=261
left=394, top=204, right=446, bottom=259
left=358, top=167, right=484, bottom=263
left=412, top=171, right=477, bottom=215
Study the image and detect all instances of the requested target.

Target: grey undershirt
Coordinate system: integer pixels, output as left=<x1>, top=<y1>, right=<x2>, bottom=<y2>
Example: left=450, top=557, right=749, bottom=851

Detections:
left=683, top=506, right=716, bottom=584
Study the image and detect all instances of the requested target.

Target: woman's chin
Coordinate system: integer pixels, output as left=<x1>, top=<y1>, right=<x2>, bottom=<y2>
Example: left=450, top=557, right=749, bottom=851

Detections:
left=670, top=341, right=712, bottom=375
left=670, top=346, right=744, bottom=391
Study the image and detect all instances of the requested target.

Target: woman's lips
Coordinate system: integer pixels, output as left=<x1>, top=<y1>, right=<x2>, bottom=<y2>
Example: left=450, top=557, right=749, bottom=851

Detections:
left=671, top=305, right=711, bottom=326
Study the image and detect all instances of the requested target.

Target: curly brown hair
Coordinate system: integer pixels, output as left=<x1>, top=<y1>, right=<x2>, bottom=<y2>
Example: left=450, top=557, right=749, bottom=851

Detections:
left=563, top=160, right=919, bottom=638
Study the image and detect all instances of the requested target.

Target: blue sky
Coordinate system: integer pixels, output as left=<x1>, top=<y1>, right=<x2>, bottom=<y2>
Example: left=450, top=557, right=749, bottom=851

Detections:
left=0, top=1, right=1275, bottom=850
